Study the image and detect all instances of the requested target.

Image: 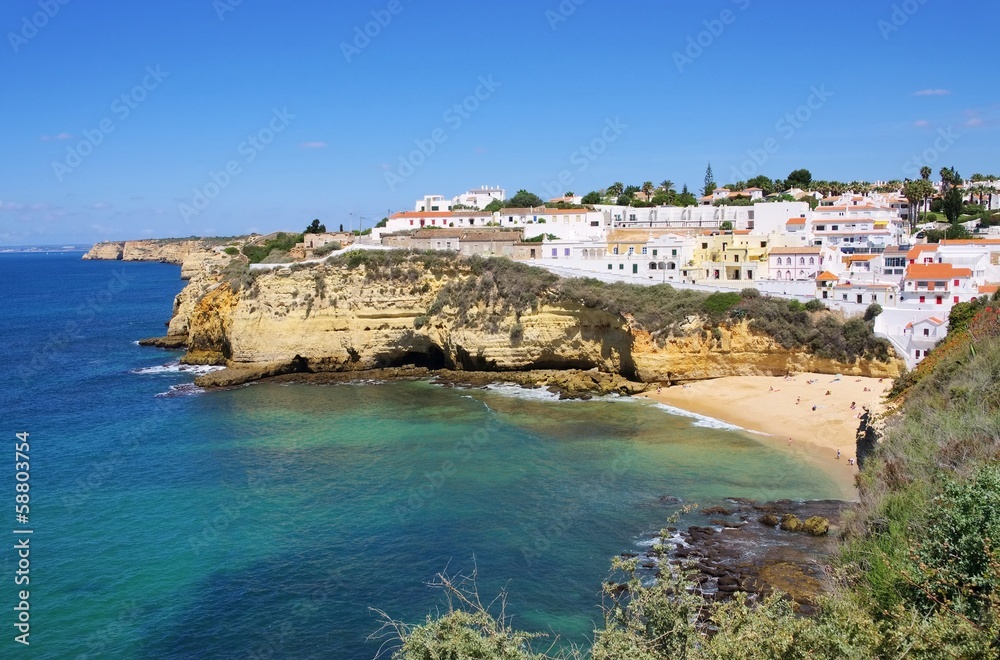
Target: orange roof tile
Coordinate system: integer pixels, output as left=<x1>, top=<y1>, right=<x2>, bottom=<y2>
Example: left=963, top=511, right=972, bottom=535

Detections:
left=978, top=283, right=1000, bottom=294
left=816, top=271, right=839, bottom=281
left=906, top=244, right=938, bottom=260
left=904, top=263, right=972, bottom=279
left=786, top=218, right=807, bottom=225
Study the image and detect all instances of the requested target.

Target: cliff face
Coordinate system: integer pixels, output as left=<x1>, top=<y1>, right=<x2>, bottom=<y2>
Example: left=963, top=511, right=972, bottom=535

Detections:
left=83, top=239, right=225, bottom=268
left=165, top=259, right=902, bottom=383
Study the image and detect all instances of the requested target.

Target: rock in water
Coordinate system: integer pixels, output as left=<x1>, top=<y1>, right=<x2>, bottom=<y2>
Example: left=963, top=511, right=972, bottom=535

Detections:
left=802, top=516, right=830, bottom=536
left=759, top=514, right=780, bottom=527
left=779, top=514, right=802, bottom=532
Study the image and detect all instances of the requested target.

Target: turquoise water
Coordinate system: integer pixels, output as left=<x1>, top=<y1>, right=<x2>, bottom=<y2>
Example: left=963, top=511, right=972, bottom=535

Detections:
left=1, top=253, right=843, bottom=658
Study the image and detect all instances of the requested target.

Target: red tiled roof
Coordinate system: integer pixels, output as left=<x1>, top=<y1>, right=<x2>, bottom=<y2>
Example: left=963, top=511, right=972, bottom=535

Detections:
left=816, top=271, right=839, bottom=281
left=904, top=263, right=972, bottom=279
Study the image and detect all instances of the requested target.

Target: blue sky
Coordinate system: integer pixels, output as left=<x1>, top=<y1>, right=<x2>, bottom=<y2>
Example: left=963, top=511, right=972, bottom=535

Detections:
left=1, top=0, right=997, bottom=245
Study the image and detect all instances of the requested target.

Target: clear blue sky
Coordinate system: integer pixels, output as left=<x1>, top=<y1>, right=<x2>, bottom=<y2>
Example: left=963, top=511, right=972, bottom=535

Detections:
left=2, top=0, right=997, bottom=245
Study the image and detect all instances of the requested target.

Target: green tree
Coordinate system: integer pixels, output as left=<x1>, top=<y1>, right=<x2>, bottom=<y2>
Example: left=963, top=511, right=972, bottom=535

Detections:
left=920, top=166, right=932, bottom=180
left=719, top=220, right=733, bottom=231
left=484, top=199, right=504, bottom=213
left=507, top=190, right=545, bottom=208
left=786, top=168, right=812, bottom=189
left=305, top=219, right=326, bottom=234
left=943, top=186, right=965, bottom=223
left=581, top=191, right=603, bottom=205
left=946, top=222, right=971, bottom=240
left=659, top=179, right=674, bottom=193
left=641, top=181, right=654, bottom=199
left=703, top=163, right=716, bottom=196
left=608, top=182, right=624, bottom=197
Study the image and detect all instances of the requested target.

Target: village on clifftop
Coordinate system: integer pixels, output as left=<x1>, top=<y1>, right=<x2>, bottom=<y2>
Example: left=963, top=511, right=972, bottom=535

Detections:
left=277, top=171, right=1000, bottom=372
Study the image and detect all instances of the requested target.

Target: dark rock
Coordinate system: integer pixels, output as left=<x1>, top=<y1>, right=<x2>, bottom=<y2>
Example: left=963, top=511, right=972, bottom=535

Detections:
left=702, top=506, right=733, bottom=516
left=759, top=514, right=780, bottom=527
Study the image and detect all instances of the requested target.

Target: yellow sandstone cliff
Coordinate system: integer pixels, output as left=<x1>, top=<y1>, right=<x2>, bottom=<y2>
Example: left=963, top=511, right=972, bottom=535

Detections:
left=151, top=257, right=902, bottom=386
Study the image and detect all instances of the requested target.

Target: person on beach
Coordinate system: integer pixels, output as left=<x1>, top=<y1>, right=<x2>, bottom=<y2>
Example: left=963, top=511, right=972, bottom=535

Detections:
left=850, top=401, right=856, bottom=410
left=837, top=449, right=841, bottom=459
left=796, top=396, right=800, bottom=405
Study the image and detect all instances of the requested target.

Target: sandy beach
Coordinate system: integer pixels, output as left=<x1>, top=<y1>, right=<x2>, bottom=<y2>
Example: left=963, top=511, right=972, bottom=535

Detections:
left=638, top=373, right=893, bottom=496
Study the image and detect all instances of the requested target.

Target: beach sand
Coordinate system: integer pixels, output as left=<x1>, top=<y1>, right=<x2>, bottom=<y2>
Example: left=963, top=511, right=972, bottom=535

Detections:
left=638, top=373, right=892, bottom=497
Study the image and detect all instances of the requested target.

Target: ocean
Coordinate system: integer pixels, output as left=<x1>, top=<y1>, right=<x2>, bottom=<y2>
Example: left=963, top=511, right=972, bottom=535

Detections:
left=1, top=252, right=843, bottom=658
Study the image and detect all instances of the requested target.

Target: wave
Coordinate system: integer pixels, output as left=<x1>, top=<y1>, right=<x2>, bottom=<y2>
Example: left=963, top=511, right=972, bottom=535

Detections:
left=154, top=383, right=206, bottom=398
left=482, top=383, right=565, bottom=402
left=648, top=402, right=745, bottom=432
left=132, top=362, right=225, bottom=376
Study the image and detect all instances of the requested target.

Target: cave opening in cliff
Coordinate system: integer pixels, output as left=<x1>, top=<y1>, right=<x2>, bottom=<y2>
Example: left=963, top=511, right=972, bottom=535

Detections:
left=397, top=344, right=450, bottom=370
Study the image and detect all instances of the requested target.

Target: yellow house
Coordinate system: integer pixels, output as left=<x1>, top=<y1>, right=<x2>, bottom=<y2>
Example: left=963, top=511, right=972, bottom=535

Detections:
left=689, top=232, right=770, bottom=282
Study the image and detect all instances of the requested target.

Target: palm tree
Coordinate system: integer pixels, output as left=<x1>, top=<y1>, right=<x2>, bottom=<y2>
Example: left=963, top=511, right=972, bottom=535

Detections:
left=920, top=166, right=932, bottom=181
left=641, top=181, right=654, bottom=201
left=660, top=180, right=675, bottom=193
left=608, top=182, right=624, bottom=197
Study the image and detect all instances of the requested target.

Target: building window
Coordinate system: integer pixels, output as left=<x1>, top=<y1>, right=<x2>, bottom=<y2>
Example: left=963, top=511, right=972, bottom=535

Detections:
left=628, top=247, right=635, bottom=255
left=936, top=297, right=943, bottom=305
left=760, top=242, right=767, bottom=248
left=702, top=243, right=708, bottom=249
left=672, top=249, right=677, bottom=256
left=564, top=248, right=570, bottom=256
left=919, top=296, right=926, bottom=303
left=923, top=328, right=930, bottom=336
left=954, top=296, right=959, bottom=303
left=954, top=279, right=960, bottom=286
left=551, top=248, right=557, bottom=257
left=619, top=264, right=624, bottom=270
left=652, top=249, right=658, bottom=257
left=642, top=247, right=648, bottom=255
left=608, top=264, right=613, bottom=270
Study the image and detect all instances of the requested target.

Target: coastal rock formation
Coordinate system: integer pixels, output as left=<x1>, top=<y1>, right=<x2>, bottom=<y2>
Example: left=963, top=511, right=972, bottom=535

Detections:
left=83, top=239, right=231, bottom=267
left=143, top=256, right=903, bottom=388
left=81, top=242, right=124, bottom=260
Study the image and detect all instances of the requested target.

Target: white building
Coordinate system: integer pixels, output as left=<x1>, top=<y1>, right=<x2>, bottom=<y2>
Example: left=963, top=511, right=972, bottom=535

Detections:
left=453, top=186, right=506, bottom=210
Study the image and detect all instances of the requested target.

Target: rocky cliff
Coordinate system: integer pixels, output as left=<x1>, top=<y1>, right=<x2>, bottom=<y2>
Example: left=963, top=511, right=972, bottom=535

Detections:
left=83, top=239, right=232, bottom=269
left=142, top=255, right=903, bottom=388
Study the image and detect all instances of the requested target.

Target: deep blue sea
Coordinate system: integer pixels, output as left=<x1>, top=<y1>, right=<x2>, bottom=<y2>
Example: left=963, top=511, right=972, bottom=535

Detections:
left=0, top=252, right=843, bottom=658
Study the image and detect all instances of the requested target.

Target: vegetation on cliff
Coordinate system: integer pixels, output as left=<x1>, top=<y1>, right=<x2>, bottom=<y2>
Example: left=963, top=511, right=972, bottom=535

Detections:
left=376, top=304, right=1000, bottom=658
left=319, top=250, right=891, bottom=364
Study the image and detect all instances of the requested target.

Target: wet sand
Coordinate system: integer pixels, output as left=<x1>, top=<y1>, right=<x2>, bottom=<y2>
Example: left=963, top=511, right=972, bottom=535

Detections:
left=638, top=373, right=892, bottom=497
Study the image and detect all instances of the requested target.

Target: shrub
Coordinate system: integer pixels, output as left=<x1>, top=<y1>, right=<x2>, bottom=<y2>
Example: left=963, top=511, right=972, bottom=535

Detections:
left=805, top=299, right=826, bottom=312
left=313, top=242, right=341, bottom=257
left=863, top=303, right=883, bottom=322
left=911, top=465, right=1000, bottom=618
left=223, top=246, right=239, bottom=256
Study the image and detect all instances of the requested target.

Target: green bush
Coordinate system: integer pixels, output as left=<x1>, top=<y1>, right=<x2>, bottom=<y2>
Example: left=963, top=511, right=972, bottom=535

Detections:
left=242, top=232, right=303, bottom=264
left=223, top=246, right=239, bottom=256
left=911, top=465, right=1000, bottom=618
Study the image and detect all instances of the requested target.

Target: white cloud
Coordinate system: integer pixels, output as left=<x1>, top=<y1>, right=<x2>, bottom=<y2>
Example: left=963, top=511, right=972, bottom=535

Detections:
left=913, top=89, right=950, bottom=96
